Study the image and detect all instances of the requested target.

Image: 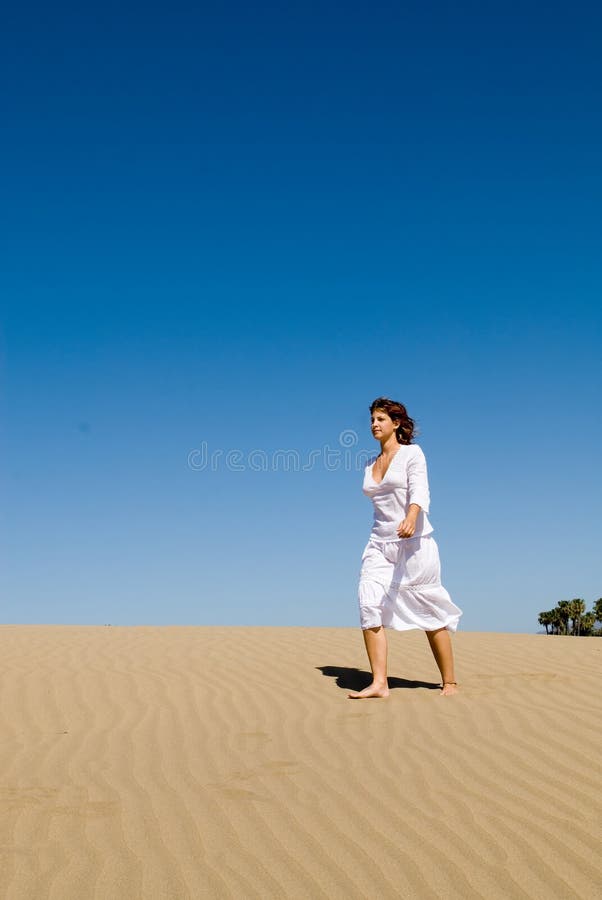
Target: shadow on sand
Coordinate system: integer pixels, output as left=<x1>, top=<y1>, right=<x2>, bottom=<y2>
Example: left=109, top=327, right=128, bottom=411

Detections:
left=316, top=666, right=441, bottom=693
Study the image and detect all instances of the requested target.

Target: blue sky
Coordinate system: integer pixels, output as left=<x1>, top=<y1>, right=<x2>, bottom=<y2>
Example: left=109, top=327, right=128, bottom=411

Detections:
left=2, top=2, right=601, bottom=632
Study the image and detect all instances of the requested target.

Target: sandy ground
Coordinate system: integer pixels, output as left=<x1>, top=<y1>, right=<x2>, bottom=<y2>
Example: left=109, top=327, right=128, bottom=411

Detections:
left=0, top=625, right=600, bottom=899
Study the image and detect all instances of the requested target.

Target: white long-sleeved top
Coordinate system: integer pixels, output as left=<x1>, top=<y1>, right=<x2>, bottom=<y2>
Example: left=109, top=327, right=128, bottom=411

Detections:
left=362, top=443, right=434, bottom=541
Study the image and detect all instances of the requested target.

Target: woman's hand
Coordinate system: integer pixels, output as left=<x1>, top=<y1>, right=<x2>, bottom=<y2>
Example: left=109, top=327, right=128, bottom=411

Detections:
left=397, top=504, right=421, bottom=538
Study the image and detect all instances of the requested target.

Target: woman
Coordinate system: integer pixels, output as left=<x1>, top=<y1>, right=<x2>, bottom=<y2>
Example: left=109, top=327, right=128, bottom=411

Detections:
left=348, top=397, right=462, bottom=699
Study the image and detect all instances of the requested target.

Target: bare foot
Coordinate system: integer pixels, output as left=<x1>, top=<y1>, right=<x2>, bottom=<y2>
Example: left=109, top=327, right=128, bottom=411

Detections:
left=440, top=682, right=458, bottom=696
left=348, top=682, right=390, bottom=699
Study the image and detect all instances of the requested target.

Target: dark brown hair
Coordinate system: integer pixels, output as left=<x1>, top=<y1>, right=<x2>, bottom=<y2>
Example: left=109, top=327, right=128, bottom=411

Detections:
left=369, top=397, right=416, bottom=445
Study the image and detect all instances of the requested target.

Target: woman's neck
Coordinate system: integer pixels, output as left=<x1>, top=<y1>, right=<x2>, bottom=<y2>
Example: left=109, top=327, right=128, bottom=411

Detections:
left=379, top=437, right=399, bottom=456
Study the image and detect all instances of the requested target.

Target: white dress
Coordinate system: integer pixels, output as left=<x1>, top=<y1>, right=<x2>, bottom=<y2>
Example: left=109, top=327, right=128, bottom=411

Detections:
left=358, top=444, right=462, bottom=632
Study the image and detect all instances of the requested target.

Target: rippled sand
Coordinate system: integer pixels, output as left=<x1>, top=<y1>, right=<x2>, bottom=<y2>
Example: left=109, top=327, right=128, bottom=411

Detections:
left=1, top=626, right=600, bottom=899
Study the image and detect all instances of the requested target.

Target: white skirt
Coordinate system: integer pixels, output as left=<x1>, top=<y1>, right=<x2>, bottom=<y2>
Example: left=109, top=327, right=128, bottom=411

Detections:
left=358, top=535, right=462, bottom=632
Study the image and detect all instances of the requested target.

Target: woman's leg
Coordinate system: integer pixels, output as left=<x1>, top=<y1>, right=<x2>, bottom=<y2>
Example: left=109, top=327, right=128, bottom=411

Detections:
left=348, top=625, right=390, bottom=698
left=425, top=627, right=458, bottom=695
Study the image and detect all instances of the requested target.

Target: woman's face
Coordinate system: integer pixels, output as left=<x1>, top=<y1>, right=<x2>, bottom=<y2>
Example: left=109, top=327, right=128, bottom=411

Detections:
left=370, top=409, right=399, bottom=442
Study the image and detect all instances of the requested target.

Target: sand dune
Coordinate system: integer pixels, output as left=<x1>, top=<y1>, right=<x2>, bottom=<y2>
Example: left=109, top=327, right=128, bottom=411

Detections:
left=0, top=626, right=600, bottom=899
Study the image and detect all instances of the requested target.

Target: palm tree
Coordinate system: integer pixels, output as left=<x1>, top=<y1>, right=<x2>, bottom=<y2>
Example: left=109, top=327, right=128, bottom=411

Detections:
left=570, top=599, right=586, bottom=636
left=557, top=600, right=571, bottom=635
left=538, top=611, right=552, bottom=634
left=549, top=607, right=562, bottom=635
left=567, top=600, right=577, bottom=635
left=580, top=612, right=595, bottom=636
left=594, top=598, right=602, bottom=634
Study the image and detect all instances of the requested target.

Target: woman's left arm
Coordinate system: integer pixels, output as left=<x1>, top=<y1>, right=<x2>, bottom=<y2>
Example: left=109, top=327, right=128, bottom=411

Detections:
left=397, top=447, right=431, bottom=538
left=398, top=503, right=422, bottom=537
left=407, top=445, right=430, bottom=512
